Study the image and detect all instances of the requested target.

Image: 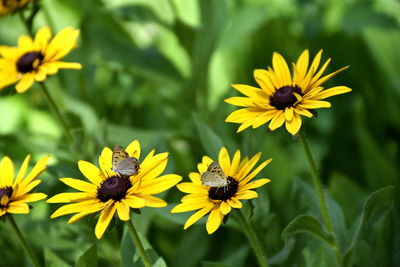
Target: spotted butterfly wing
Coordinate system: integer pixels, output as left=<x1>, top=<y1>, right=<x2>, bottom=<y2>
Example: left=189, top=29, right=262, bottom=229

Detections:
left=200, top=162, right=228, bottom=187
left=112, top=145, right=140, bottom=176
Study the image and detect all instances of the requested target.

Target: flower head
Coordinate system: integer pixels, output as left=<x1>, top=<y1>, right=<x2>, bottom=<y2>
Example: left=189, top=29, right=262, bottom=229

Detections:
left=0, top=0, right=34, bottom=17
left=0, top=26, right=82, bottom=93
left=171, top=147, right=271, bottom=234
left=0, top=155, right=49, bottom=217
left=47, top=140, right=182, bottom=239
left=225, top=50, right=351, bottom=135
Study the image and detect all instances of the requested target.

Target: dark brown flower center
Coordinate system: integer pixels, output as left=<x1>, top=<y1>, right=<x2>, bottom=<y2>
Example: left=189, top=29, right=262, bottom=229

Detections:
left=208, top=177, right=238, bottom=201
left=97, top=176, right=132, bottom=202
left=270, top=85, right=302, bottom=110
left=16, top=52, right=44, bottom=73
left=0, top=187, right=13, bottom=208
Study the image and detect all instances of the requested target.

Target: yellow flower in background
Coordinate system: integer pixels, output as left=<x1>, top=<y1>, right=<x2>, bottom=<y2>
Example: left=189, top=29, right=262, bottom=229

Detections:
left=171, top=147, right=271, bottom=234
left=0, top=0, right=34, bottom=17
left=225, top=50, right=351, bottom=135
left=48, top=140, right=182, bottom=239
left=0, top=26, right=81, bottom=93
left=0, top=155, right=49, bottom=217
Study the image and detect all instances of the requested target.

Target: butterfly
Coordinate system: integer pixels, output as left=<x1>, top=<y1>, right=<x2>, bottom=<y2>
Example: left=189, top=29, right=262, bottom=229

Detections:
left=111, top=145, right=140, bottom=176
left=200, top=162, right=229, bottom=187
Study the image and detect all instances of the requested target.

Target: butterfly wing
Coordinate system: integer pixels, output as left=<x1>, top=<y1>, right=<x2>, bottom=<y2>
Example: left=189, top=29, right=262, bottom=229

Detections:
left=113, top=157, right=140, bottom=176
left=200, top=162, right=228, bottom=187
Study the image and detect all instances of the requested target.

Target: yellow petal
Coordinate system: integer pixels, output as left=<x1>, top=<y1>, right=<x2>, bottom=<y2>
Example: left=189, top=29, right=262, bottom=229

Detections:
left=59, top=178, right=97, bottom=193
left=240, top=158, right=272, bottom=185
left=188, top=172, right=201, bottom=184
left=268, top=110, right=285, bottom=131
left=272, top=52, right=292, bottom=85
left=285, top=107, right=294, bottom=121
left=95, top=204, right=117, bottom=239
left=236, top=190, right=258, bottom=199
left=18, top=35, right=34, bottom=51
left=7, top=202, right=29, bottom=214
left=183, top=203, right=214, bottom=229
left=116, top=200, right=130, bottom=221
left=20, top=155, right=49, bottom=188
left=299, top=100, right=331, bottom=109
left=231, top=83, right=269, bottom=99
left=34, top=26, right=51, bottom=52
left=47, top=192, right=95, bottom=203
left=206, top=206, right=224, bottom=234
left=227, top=198, right=242, bottom=209
left=253, top=69, right=275, bottom=95
left=220, top=201, right=231, bottom=215
left=15, top=73, right=35, bottom=93
left=171, top=201, right=211, bottom=213
left=137, top=174, right=182, bottom=195
left=229, top=150, right=241, bottom=177
left=236, top=152, right=262, bottom=181
left=285, top=112, right=302, bottom=135
left=0, top=156, right=14, bottom=187
left=141, top=195, right=167, bottom=207
left=294, top=49, right=309, bottom=83
left=218, top=147, right=230, bottom=175
left=15, top=155, right=31, bottom=184
left=45, top=28, right=80, bottom=61
left=124, top=195, right=146, bottom=208
left=50, top=200, right=104, bottom=218
left=312, top=86, right=352, bottom=100
left=13, top=192, right=47, bottom=203
left=239, top=179, right=271, bottom=191
left=177, top=183, right=208, bottom=194
left=78, top=160, right=104, bottom=186
left=125, top=140, right=141, bottom=159
left=49, top=61, right=82, bottom=69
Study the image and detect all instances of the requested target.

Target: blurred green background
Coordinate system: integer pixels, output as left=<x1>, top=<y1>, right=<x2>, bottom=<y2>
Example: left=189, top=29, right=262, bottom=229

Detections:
left=0, top=0, right=399, bottom=266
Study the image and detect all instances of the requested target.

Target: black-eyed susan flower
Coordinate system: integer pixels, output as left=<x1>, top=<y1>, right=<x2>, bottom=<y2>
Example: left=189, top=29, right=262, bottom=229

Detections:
left=225, top=50, right=351, bottom=135
left=0, top=155, right=49, bottom=217
left=0, top=0, right=33, bottom=17
left=0, top=26, right=81, bottom=93
left=47, top=140, right=182, bottom=239
left=171, top=147, right=271, bottom=234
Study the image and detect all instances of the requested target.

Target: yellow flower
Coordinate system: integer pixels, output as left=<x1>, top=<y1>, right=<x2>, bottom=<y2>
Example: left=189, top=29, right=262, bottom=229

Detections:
left=0, top=0, right=34, bottom=17
left=171, top=147, right=271, bottom=234
left=0, top=26, right=82, bottom=93
left=225, top=50, right=351, bottom=135
left=47, top=140, right=182, bottom=239
left=0, top=155, right=49, bottom=217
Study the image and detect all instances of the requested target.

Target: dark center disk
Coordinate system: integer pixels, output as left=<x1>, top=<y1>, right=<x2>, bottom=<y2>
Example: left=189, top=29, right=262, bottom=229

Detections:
left=16, top=52, right=44, bottom=73
left=270, top=85, right=302, bottom=110
left=97, top=176, right=132, bottom=202
left=208, top=177, right=239, bottom=201
left=0, top=187, right=13, bottom=208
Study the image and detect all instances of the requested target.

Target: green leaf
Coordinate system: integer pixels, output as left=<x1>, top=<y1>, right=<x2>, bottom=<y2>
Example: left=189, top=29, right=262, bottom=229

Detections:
left=281, top=214, right=335, bottom=246
left=44, top=248, right=70, bottom=267
left=343, top=186, right=394, bottom=263
left=192, top=112, right=224, bottom=158
left=267, top=238, right=295, bottom=265
left=76, top=245, right=97, bottom=267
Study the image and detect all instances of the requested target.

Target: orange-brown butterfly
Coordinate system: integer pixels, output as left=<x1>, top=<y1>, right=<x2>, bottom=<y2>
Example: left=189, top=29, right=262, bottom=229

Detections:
left=111, top=145, right=140, bottom=176
left=200, top=162, right=229, bottom=187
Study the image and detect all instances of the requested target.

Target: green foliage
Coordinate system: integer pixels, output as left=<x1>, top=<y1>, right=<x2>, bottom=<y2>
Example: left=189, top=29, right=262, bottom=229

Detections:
left=0, top=0, right=398, bottom=266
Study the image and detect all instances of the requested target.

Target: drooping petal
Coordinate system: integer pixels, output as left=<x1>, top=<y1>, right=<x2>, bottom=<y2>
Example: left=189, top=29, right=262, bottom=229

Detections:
left=206, top=206, right=224, bottom=234
left=183, top=203, right=214, bottom=229
left=95, top=204, right=117, bottom=239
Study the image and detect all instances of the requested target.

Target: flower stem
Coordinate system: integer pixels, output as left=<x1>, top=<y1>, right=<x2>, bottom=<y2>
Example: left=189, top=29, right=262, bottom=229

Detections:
left=297, top=131, right=333, bottom=232
left=39, top=82, right=74, bottom=145
left=7, top=215, right=41, bottom=267
left=234, top=209, right=268, bottom=267
left=126, top=219, right=151, bottom=267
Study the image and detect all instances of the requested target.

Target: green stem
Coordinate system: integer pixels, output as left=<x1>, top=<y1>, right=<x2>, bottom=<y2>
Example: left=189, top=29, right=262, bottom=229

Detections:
left=298, top=131, right=344, bottom=264
left=39, top=82, right=74, bottom=145
left=18, top=10, right=33, bottom=37
left=7, top=215, right=41, bottom=267
left=234, top=209, right=268, bottom=267
left=298, top=131, right=332, bottom=232
left=126, top=219, right=151, bottom=267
